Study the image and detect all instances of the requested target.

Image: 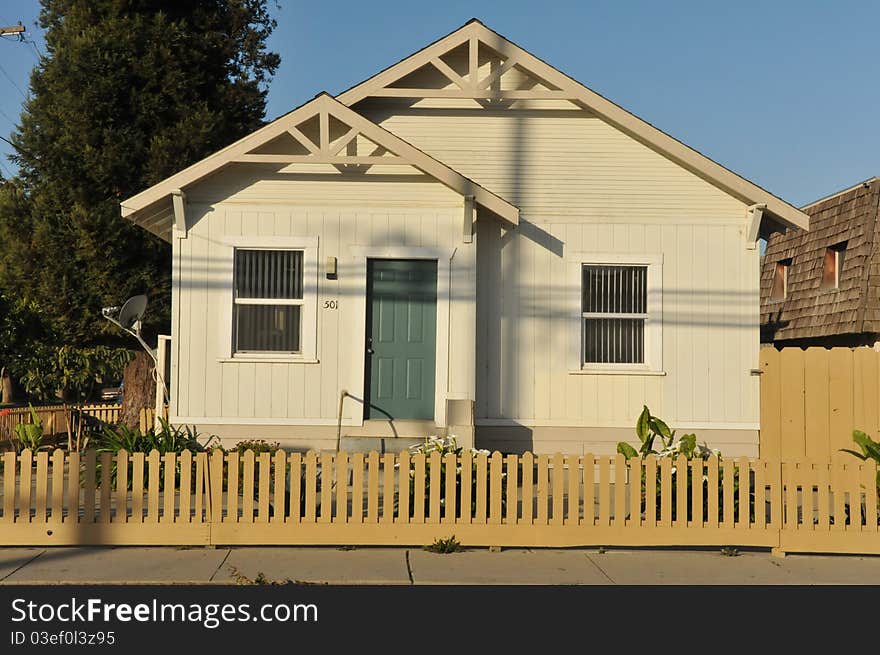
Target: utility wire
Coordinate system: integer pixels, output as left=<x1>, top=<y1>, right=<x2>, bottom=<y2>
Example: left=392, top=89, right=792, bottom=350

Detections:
left=0, top=133, right=36, bottom=162
left=0, top=105, right=16, bottom=128
left=0, top=61, right=26, bottom=100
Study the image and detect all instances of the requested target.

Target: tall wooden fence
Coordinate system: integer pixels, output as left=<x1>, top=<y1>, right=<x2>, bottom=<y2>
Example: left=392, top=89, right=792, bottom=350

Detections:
left=760, top=346, right=880, bottom=461
left=0, top=448, right=877, bottom=555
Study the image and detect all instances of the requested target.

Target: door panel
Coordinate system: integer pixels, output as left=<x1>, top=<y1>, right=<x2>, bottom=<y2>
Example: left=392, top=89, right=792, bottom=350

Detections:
left=366, top=259, right=437, bottom=420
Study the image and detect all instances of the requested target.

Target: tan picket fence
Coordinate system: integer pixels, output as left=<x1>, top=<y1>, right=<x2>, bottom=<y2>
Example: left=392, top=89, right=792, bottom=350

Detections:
left=1, top=449, right=877, bottom=555
left=760, top=346, right=880, bottom=461
left=0, top=404, right=157, bottom=440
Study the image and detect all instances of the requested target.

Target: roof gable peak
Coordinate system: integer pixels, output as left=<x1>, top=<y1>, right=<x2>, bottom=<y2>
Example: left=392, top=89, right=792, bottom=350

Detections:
left=337, top=19, right=809, bottom=232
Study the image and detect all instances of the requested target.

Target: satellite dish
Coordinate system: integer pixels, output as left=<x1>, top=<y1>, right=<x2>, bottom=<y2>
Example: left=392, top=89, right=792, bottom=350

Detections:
left=118, top=295, right=148, bottom=330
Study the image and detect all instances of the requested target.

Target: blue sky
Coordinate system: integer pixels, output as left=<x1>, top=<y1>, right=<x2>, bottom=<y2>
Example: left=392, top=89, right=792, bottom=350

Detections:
left=0, top=0, right=878, bottom=207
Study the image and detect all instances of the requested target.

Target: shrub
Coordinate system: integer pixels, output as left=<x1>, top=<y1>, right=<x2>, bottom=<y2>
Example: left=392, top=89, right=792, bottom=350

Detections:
left=91, top=418, right=218, bottom=489
left=424, top=535, right=462, bottom=554
left=615, top=406, right=746, bottom=523
left=840, top=429, right=880, bottom=491
left=405, top=436, right=503, bottom=518
left=11, top=404, right=47, bottom=453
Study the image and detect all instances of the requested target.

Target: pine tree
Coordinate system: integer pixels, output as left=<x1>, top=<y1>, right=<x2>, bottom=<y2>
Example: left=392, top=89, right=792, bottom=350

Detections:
left=0, top=1, right=280, bottom=404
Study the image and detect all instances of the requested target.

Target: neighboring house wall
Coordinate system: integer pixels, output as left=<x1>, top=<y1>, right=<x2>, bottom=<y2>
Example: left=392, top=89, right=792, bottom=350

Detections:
left=360, top=99, right=760, bottom=455
left=760, top=178, right=880, bottom=346
left=170, top=167, right=477, bottom=449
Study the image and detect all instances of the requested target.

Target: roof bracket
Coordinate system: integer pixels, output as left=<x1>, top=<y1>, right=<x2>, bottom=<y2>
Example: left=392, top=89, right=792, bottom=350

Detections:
left=463, top=195, right=475, bottom=243
left=745, top=203, right=766, bottom=250
left=171, top=189, right=188, bottom=238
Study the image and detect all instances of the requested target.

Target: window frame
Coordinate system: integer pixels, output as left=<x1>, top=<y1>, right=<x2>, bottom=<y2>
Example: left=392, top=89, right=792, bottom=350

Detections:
left=569, top=253, right=663, bottom=374
left=769, top=258, right=790, bottom=302
left=221, top=236, right=319, bottom=362
left=820, top=242, right=846, bottom=291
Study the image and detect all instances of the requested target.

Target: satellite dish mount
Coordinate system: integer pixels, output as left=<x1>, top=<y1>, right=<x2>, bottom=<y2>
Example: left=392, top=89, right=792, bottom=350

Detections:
left=101, top=294, right=169, bottom=406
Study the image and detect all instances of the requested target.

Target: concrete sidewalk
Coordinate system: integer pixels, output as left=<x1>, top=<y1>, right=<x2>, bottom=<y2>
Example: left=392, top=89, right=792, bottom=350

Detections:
left=2, top=546, right=880, bottom=585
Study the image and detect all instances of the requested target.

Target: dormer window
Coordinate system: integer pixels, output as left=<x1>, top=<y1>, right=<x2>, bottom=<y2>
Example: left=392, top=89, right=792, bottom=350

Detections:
left=820, top=242, right=847, bottom=290
left=769, top=258, right=790, bottom=301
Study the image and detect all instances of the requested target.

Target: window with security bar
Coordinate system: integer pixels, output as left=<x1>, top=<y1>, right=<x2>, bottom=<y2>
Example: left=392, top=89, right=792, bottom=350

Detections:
left=582, top=264, right=648, bottom=365
left=233, top=249, right=304, bottom=353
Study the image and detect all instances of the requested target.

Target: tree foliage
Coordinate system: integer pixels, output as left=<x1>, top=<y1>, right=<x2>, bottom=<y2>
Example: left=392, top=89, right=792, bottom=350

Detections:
left=0, top=0, right=280, bottom=398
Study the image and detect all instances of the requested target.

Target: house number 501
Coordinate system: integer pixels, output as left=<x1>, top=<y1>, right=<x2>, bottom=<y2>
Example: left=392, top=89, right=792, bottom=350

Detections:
left=323, top=300, right=338, bottom=309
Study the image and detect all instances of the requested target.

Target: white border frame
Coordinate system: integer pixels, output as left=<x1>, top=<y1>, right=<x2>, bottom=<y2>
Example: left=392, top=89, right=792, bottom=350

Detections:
left=219, top=236, right=319, bottom=362
left=566, top=252, right=663, bottom=374
left=348, top=245, right=456, bottom=427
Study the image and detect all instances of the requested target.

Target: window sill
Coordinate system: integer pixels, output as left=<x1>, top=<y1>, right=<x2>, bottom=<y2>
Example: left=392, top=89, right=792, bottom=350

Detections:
left=218, top=357, right=319, bottom=364
left=570, top=369, right=666, bottom=376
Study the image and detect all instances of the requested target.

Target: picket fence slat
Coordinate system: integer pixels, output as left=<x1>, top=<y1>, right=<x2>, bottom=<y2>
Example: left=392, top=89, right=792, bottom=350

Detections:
left=644, top=455, right=656, bottom=526
left=675, top=454, right=687, bottom=527
left=131, top=453, right=144, bottom=523
left=443, top=453, right=457, bottom=525
left=3, top=452, right=15, bottom=523
left=475, top=453, right=488, bottom=524
left=397, top=452, right=409, bottom=525
left=521, top=452, right=534, bottom=526
left=322, top=452, right=335, bottom=524
left=367, top=452, right=380, bottom=524
left=535, top=455, right=548, bottom=525
left=335, top=451, right=349, bottom=525
left=147, top=451, right=160, bottom=523
left=507, top=454, right=519, bottom=525
left=598, top=456, right=610, bottom=527
left=551, top=453, right=564, bottom=526
left=288, top=452, right=302, bottom=524
left=428, top=452, right=441, bottom=524
left=659, top=457, right=671, bottom=528
left=459, top=451, right=472, bottom=524
left=163, top=453, right=176, bottom=523
left=179, top=451, right=192, bottom=524
left=490, top=452, right=503, bottom=525
left=304, top=452, right=317, bottom=523
left=567, top=455, right=579, bottom=526
left=691, top=458, right=703, bottom=528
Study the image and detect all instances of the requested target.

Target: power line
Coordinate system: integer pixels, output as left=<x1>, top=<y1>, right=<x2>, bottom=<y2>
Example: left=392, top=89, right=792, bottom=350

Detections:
left=0, top=105, right=16, bottom=128
left=0, top=61, right=26, bottom=100
left=0, top=133, right=36, bottom=162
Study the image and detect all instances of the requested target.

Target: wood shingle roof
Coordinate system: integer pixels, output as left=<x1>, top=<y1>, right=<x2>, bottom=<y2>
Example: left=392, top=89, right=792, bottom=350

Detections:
left=760, top=178, right=880, bottom=342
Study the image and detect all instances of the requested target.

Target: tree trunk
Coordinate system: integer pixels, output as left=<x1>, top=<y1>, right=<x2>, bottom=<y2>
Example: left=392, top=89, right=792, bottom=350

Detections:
left=0, top=367, right=14, bottom=404
left=120, top=351, right=154, bottom=431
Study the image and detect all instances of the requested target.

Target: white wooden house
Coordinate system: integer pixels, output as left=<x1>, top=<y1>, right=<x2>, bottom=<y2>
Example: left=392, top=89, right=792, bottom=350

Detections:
left=121, top=20, right=809, bottom=456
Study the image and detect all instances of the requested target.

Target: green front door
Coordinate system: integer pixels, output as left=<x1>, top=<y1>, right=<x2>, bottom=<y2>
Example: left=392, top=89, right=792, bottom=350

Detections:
left=366, top=259, right=437, bottom=420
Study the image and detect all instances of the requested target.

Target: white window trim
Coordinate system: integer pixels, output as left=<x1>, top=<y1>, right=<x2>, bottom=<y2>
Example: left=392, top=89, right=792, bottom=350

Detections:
left=567, top=252, right=663, bottom=374
left=220, top=236, right=319, bottom=361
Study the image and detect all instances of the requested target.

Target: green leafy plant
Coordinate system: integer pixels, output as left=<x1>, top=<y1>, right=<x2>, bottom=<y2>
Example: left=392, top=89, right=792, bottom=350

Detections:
left=424, top=535, right=462, bottom=554
left=615, top=406, right=748, bottom=524
left=840, top=429, right=880, bottom=491
left=228, top=439, right=281, bottom=455
left=91, top=418, right=218, bottom=489
left=12, top=404, right=47, bottom=452
left=616, top=406, right=706, bottom=459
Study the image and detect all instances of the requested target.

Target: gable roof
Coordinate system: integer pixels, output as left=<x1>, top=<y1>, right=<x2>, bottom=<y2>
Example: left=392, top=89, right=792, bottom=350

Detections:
left=337, top=19, right=809, bottom=231
left=760, top=178, right=880, bottom=342
left=121, top=93, right=519, bottom=239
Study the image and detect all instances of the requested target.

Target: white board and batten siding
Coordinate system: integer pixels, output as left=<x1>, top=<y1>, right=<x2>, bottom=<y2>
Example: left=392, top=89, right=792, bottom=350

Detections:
left=360, top=101, right=760, bottom=454
left=171, top=167, right=475, bottom=436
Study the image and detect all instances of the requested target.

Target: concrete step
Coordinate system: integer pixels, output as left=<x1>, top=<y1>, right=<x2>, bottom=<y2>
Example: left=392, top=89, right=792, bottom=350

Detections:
left=338, top=435, right=427, bottom=454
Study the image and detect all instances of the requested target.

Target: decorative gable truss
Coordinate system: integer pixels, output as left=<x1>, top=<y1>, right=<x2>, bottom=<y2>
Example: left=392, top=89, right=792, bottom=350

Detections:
left=339, top=22, right=577, bottom=104
left=121, top=93, right=518, bottom=241
left=337, top=20, right=809, bottom=232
